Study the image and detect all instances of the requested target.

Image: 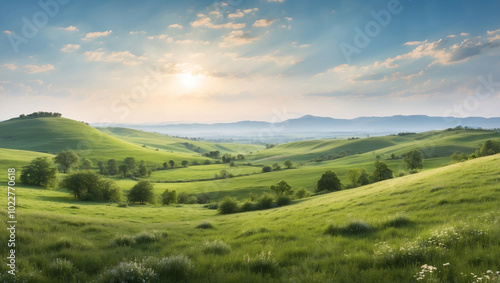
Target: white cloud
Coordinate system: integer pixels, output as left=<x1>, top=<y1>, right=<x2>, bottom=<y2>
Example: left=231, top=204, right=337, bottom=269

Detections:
left=253, top=19, right=276, bottom=27
left=169, top=24, right=183, bottom=29
left=228, top=11, right=244, bottom=18
left=460, top=32, right=470, bottom=36
left=489, top=34, right=500, bottom=42
left=129, top=30, right=146, bottom=35
left=220, top=31, right=258, bottom=47
left=404, top=40, right=427, bottom=46
left=285, top=17, right=293, bottom=21
left=61, top=25, right=79, bottom=31
left=3, top=30, right=12, bottom=34
left=147, top=34, right=170, bottom=40
left=82, top=30, right=112, bottom=41
left=487, top=29, right=500, bottom=35
left=84, top=49, right=147, bottom=66
left=244, top=8, right=259, bottom=13
left=24, top=64, right=55, bottom=74
left=222, top=50, right=302, bottom=66
left=191, top=13, right=245, bottom=29
left=61, top=44, right=81, bottom=53
left=447, top=35, right=457, bottom=38
left=1, top=63, right=18, bottom=70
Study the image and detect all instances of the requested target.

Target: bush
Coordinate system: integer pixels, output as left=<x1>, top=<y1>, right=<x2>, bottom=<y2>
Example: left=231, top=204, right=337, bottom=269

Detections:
left=99, top=260, right=157, bottom=283
left=324, top=220, right=372, bottom=236
left=144, top=255, right=192, bottom=282
left=243, top=251, right=279, bottom=275
left=262, top=166, right=272, bottom=173
left=177, top=192, right=189, bottom=204
left=127, top=180, right=155, bottom=204
left=276, top=195, right=292, bottom=206
left=256, top=193, right=275, bottom=210
left=134, top=231, right=162, bottom=245
left=110, top=235, right=134, bottom=247
left=186, top=196, right=199, bottom=204
left=195, top=221, right=214, bottom=229
left=201, top=240, right=231, bottom=255
left=295, top=187, right=309, bottom=199
left=316, top=170, right=342, bottom=193
left=240, top=200, right=256, bottom=212
left=218, top=196, right=240, bottom=214
left=20, top=157, right=58, bottom=188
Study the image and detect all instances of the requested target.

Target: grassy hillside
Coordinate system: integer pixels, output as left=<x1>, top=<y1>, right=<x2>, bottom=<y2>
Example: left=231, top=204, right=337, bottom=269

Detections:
left=0, top=117, right=211, bottom=164
left=98, top=127, right=264, bottom=154
left=0, top=155, right=498, bottom=282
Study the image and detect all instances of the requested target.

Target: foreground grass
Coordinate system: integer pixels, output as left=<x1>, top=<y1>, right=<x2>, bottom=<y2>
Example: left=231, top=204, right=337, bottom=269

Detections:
left=0, top=155, right=499, bottom=282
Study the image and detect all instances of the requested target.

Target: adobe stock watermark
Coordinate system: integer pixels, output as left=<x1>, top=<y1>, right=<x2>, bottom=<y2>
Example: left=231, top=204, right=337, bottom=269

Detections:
left=443, top=74, right=500, bottom=127
left=340, top=0, right=404, bottom=63
left=5, top=0, right=70, bottom=54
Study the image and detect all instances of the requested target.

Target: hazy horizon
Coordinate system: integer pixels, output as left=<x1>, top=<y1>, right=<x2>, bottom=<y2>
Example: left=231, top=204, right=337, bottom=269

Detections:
left=1, top=1, right=500, bottom=124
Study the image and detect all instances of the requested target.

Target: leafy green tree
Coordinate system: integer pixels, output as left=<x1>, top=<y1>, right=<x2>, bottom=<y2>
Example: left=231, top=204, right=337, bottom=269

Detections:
left=346, top=168, right=370, bottom=187
left=97, top=161, right=106, bottom=174
left=272, top=163, right=281, bottom=171
left=169, top=160, right=175, bottom=168
left=237, top=154, right=245, bottom=160
left=181, top=160, right=189, bottom=167
left=161, top=189, right=177, bottom=205
left=61, top=171, right=122, bottom=202
left=477, top=140, right=500, bottom=157
left=138, top=162, right=151, bottom=177
left=54, top=150, right=80, bottom=173
left=316, top=170, right=342, bottom=193
left=118, top=164, right=129, bottom=178
left=262, top=165, right=272, bottom=173
left=127, top=180, right=155, bottom=204
left=221, top=154, right=232, bottom=163
left=403, top=150, right=423, bottom=170
left=283, top=159, right=294, bottom=169
left=295, top=187, right=309, bottom=199
left=20, top=157, right=58, bottom=188
left=371, top=161, right=393, bottom=182
left=107, top=159, right=118, bottom=175
left=270, top=180, right=294, bottom=196
left=451, top=151, right=467, bottom=162
left=124, top=157, right=136, bottom=172
left=81, top=158, right=93, bottom=170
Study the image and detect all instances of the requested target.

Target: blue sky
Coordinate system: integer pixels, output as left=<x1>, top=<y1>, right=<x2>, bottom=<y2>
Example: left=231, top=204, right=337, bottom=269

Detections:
left=1, top=0, right=499, bottom=124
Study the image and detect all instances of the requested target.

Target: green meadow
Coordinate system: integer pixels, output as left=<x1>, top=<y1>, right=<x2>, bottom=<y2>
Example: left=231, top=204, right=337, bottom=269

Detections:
left=0, top=117, right=499, bottom=282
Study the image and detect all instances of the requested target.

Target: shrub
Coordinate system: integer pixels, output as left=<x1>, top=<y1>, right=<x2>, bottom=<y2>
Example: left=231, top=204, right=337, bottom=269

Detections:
left=186, top=196, right=199, bottom=204
left=201, top=240, right=231, bottom=255
left=111, top=235, right=134, bottom=247
left=324, top=220, right=372, bottom=236
left=256, top=193, right=275, bottom=210
left=276, top=195, right=292, bottom=206
left=99, top=260, right=157, bottom=283
left=20, top=157, right=58, bottom=188
left=144, top=255, right=192, bottom=282
left=243, top=251, right=279, bottom=275
left=134, top=231, right=161, bottom=245
left=195, top=221, right=214, bottom=229
left=262, top=166, right=272, bottom=173
left=46, top=258, right=74, bottom=279
left=218, top=197, right=239, bottom=214
left=177, top=192, right=189, bottom=204
left=127, top=180, right=155, bottom=204
left=316, top=170, right=342, bottom=192
left=295, top=187, right=309, bottom=199
left=240, top=200, right=256, bottom=212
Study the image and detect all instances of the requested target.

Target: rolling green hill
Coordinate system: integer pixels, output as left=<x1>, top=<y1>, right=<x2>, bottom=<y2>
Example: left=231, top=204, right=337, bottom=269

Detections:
left=98, top=127, right=264, bottom=154
left=1, top=154, right=498, bottom=282
left=0, top=117, right=212, bottom=164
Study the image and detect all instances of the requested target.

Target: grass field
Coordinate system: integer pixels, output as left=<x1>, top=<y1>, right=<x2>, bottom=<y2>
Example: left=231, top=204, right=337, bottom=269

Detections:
left=0, top=154, right=499, bottom=282
left=0, top=117, right=499, bottom=282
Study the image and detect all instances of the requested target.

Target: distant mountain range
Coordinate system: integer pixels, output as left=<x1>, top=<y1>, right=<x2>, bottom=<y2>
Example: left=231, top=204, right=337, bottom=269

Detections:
left=97, top=115, right=500, bottom=141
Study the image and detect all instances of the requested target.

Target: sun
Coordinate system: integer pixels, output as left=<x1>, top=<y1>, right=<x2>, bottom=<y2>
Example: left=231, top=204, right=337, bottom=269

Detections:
left=180, top=73, right=199, bottom=89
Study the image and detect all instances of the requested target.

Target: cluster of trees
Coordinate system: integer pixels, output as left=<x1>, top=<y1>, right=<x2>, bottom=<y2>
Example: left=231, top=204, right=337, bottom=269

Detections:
left=14, top=111, right=62, bottom=120
left=314, top=150, right=351, bottom=162
left=218, top=180, right=309, bottom=214
left=95, top=157, right=154, bottom=178
left=262, top=160, right=294, bottom=173
left=451, top=139, right=500, bottom=162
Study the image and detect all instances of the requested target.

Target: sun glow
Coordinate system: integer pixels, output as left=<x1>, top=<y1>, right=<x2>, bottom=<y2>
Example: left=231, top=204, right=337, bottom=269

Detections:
left=180, top=73, right=200, bottom=89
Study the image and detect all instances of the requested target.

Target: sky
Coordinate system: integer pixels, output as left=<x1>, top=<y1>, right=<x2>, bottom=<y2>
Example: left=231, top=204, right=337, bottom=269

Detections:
left=1, top=0, right=499, bottom=124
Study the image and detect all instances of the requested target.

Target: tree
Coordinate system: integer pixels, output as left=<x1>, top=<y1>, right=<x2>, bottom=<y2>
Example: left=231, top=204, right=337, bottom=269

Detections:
left=477, top=140, right=500, bottom=157
left=61, top=171, right=122, bottom=202
left=316, top=170, right=342, bottom=193
left=162, top=162, right=168, bottom=169
left=20, top=157, right=58, bottom=188
left=127, top=180, right=155, bottom=204
left=54, top=150, right=80, bottom=173
left=283, top=159, right=294, bottom=169
left=97, top=161, right=106, bottom=175
left=450, top=151, right=467, bottom=162
left=138, top=162, right=151, bottom=177
left=269, top=180, right=294, bottom=196
left=403, top=150, right=423, bottom=170
left=107, top=159, right=118, bottom=175
left=169, top=160, right=175, bottom=168
left=346, top=168, right=370, bottom=187
left=272, top=163, right=281, bottom=171
left=237, top=154, right=245, bottom=160
left=124, top=157, right=136, bottom=172
left=118, top=164, right=129, bottom=178
left=181, top=160, right=189, bottom=167
left=161, top=189, right=177, bottom=205
left=371, top=161, right=393, bottom=182
left=221, top=154, right=232, bottom=163
left=81, top=158, right=93, bottom=170
left=262, top=165, right=272, bottom=173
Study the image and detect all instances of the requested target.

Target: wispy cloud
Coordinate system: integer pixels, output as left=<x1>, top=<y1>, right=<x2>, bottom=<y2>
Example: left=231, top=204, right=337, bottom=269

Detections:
left=129, top=30, right=146, bottom=35
left=191, top=13, right=245, bottom=29
left=61, top=25, right=79, bottom=31
left=24, top=64, right=55, bottom=74
left=82, top=30, right=112, bottom=41
left=1, top=63, right=18, bottom=70
left=84, top=49, right=146, bottom=66
left=169, top=24, right=183, bottom=29
left=219, top=31, right=258, bottom=47
left=60, top=44, right=81, bottom=53
left=253, top=19, right=276, bottom=27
